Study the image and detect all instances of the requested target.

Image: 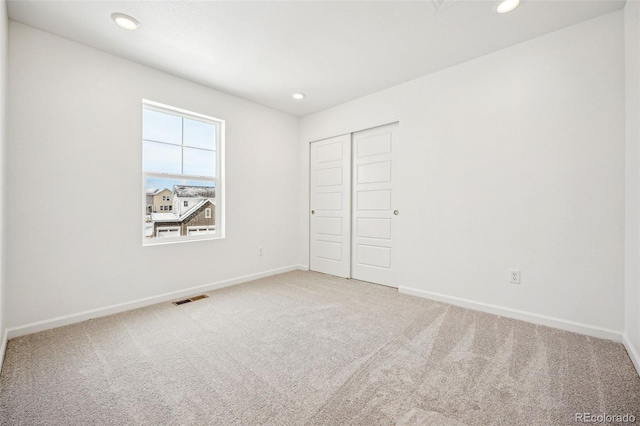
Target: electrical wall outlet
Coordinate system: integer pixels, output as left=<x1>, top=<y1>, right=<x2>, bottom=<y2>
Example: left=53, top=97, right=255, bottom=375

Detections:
left=258, top=247, right=263, bottom=256
left=509, top=269, right=521, bottom=284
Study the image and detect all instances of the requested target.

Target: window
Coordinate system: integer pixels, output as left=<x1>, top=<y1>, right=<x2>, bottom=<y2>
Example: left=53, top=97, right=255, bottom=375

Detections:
left=142, top=100, right=224, bottom=244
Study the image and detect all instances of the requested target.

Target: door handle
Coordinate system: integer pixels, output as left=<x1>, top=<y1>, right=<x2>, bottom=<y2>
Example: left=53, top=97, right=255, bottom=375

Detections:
left=311, top=210, right=315, bottom=214
left=393, top=210, right=399, bottom=215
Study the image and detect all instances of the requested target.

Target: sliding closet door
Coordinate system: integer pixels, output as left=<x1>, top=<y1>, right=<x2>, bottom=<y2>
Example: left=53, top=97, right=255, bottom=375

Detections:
left=351, top=123, right=398, bottom=287
left=309, top=134, right=351, bottom=278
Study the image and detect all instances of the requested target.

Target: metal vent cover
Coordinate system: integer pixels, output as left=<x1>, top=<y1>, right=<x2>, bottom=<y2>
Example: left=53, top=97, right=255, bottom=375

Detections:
left=172, top=294, right=209, bottom=306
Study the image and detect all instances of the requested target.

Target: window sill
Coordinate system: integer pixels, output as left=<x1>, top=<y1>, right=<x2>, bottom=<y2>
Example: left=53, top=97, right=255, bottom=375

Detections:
left=142, top=235, right=225, bottom=247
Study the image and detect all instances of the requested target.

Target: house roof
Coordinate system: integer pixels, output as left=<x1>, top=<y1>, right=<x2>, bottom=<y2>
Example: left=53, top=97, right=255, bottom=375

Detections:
left=146, top=188, right=170, bottom=196
left=174, top=185, right=215, bottom=198
left=151, top=213, right=179, bottom=222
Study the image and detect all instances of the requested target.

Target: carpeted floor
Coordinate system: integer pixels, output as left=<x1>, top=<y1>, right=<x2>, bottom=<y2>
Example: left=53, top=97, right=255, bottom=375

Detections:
left=0, top=270, right=638, bottom=425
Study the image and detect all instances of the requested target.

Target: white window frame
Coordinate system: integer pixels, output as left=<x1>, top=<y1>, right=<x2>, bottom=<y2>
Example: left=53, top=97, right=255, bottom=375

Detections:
left=142, top=100, right=225, bottom=246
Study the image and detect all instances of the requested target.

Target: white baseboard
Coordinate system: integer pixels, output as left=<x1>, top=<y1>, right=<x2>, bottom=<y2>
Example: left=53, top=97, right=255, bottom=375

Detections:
left=399, top=286, right=623, bottom=343
left=623, top=333, right=640, bottom=377
left=6, top=264, right=301, bottom=339
left=298, top=264, right=309, bottom=271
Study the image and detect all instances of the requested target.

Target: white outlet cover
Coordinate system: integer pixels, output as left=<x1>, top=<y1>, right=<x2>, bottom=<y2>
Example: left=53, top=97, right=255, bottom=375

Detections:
left=509, top=269, right=521, bottom=284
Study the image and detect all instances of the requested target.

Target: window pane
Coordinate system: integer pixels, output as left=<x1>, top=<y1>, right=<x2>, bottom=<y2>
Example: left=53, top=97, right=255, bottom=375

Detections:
left=143, top=109, right=182, bottom=144
left=184, top=118, right=216, bottom=150
left=183, top=148, right=215, bottom=177
left=143, top=140, right=181, bottom=173
left=145, top=175, right=216, bottom=241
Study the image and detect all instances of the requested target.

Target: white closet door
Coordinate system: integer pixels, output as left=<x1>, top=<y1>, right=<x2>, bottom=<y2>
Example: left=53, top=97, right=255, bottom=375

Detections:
left=351, top=123, right=398, bottom=287
left=309, top=134, right=351, bottom=278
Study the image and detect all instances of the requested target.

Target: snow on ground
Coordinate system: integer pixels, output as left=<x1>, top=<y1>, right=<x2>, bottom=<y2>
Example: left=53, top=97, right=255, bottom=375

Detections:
left=151, top=213, right=179, bottom=221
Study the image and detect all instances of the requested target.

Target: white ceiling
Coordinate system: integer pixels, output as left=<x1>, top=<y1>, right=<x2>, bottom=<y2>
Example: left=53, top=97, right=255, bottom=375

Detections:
left=8, top=0, right=625, bottom=117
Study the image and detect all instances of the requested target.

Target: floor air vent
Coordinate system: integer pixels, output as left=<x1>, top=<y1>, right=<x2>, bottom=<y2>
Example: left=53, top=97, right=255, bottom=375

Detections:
left=172, top=294, right=209, bottom=306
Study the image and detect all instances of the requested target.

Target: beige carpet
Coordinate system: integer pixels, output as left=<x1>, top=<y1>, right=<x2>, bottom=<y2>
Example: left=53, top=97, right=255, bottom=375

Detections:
left=0, top=270, right=638, bottom=425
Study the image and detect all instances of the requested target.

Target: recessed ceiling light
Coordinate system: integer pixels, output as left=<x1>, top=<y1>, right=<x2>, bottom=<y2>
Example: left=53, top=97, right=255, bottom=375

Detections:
left=111, top=13, right=140, bottom=31
left=292, top=93, right=305, bottom=100
left=496, top=0, right=520, bottom=13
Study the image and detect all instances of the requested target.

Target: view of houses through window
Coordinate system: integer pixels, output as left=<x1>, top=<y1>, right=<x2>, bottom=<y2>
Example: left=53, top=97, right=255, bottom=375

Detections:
left=142, top=101, right=223, bottom=243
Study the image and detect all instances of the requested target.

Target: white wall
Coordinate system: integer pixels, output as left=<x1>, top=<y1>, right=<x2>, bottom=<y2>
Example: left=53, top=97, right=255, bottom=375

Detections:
left=6, top=22, right=300, bottom=331
left=300, top=12, right=625, bottom=338
left=0, top=0, right=7, bottom=362
left=624, top=0, right=640, bottom=373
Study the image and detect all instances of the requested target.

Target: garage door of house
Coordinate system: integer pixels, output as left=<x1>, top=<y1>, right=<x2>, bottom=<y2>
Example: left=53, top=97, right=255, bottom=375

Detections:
left=157, top=226, right=180, bottom=238
left=187, top=226, right=215, bottom=236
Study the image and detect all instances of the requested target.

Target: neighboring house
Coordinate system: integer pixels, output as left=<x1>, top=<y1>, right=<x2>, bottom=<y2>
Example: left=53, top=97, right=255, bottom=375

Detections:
left=145, top=189, right=158, bottom=214
left=147, top=185, right=216, bottom=238
left=152, top=199, right=216, bottom=237
left=146, top=188, right=173, bottom=214
left=173, top=185, right=215, bottom=216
